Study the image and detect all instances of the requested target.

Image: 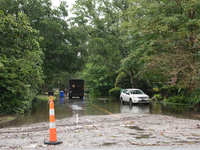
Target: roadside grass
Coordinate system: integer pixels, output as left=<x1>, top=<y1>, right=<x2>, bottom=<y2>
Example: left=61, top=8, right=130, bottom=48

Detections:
left=0, top=116, right=16, bottom=123
left=37, top=90, right=60, bottom=101
left=37, top=95, right=57, bottom=101
left=54, top=91, right=60, bottom=95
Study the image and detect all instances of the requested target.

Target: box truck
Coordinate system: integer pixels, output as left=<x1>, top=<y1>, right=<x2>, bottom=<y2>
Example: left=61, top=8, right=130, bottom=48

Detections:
left=68, top=79, right=84, bottom=99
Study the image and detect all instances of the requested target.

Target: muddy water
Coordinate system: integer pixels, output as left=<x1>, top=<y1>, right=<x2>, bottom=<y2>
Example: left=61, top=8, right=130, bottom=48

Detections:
left=0, top=95, right=200, bottom=128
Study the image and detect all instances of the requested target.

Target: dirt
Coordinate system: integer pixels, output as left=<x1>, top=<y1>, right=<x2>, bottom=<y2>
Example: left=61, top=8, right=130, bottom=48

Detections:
left=0, top=114, right=200, bottom=149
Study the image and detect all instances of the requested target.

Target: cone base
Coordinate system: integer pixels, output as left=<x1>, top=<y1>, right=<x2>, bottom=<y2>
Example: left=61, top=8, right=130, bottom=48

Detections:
left=44, top=140, right=62, bottom=145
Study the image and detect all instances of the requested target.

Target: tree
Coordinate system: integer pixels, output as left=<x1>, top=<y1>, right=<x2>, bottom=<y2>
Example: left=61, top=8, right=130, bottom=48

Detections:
left=0, top=11, right=43, bottom=113
left=0, top=0, right=86, bottom=90
left=121, top=0, right=200, bottom=92
left=71, top=0, right=140, bottom=91
left=81, top=63, right=117, bottom=96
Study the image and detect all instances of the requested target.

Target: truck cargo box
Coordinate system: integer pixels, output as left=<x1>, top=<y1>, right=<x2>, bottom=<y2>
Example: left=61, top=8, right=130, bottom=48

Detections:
left=69, top=79, right=84, bottom=99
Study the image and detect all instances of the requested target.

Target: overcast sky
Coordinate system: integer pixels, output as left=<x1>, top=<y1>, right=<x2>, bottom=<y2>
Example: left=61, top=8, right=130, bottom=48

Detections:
left=51, top=0, right=76, bottom=17
left=51, top=0, right=75, bottom=8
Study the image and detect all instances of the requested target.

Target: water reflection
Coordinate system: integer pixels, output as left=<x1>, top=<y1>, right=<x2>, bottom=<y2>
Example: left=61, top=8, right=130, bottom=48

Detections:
left=68, top=99, right=85, bottom=117
left=120, top=105, right=150, bottom=114
left=149, top=102, right=196, bottom=119
left=59, top=97, right=65, bottom=104
left=0, top=96, right=200, bottom=128
left=0, top=100, right=49, bottom=128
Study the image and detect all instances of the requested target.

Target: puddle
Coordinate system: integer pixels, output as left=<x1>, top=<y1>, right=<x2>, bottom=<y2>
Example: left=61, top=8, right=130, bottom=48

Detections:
left=129, top=133, right=155, bottom=139
left=129, top=133, right=137, bottom=135
left=187, top=137, right=200, bottom=140
left=125, top=126, right=144, bottom=131
left=135, top=134, right=151, bottom=139
left=102, top=142, right=116, bottom=146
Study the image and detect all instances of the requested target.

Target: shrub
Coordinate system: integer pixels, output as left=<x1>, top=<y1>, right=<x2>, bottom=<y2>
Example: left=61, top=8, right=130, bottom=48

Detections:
left=166, top=97, right=174, bottom=103
left=152, top=94, right=163, bottom=101
left=166, top=96, right=187, bottom=104
left=160, top=85, right=189, bottom=98
left=89, top=90, right=102, bottom=98
left=109, top=87, right=121, bottom=99
left=186, top=88, right=200, bottom=107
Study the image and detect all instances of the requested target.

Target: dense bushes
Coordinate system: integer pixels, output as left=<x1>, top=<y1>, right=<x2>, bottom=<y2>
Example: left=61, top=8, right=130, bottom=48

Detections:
left=150, top=85, right=200, bottom=110
left=0, top=12, right=43, bottom=114
left=186, top=88, right=200, bottom=107
left=160, top=85, right=189, bottom=98
left=166, top=96, right=187, bottom=104
left=152, top=85, right=189, bottom=104
left=152, top=85, right=200, bottom=108
left=82, top=64, right=117, bottom=97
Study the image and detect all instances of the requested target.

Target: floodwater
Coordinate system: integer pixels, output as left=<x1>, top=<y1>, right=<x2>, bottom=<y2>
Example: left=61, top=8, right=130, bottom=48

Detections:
left=0, top=95, right=200, bottom=128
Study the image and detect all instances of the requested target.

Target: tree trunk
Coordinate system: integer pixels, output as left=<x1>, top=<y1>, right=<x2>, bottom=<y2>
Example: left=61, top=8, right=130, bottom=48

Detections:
left=130, top=70, right=139, bottom=88
left=130, top=71, right=134, bottom=88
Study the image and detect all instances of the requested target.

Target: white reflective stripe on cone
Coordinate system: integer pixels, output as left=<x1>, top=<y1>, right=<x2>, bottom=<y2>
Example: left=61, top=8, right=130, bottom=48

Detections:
left=49, top=122, right=56, bottom=128
left=49, top=109, right=55, bottom=115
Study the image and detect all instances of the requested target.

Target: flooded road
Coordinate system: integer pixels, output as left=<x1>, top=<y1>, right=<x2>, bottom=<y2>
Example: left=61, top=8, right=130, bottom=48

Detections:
left=0, top=95, right=200, bottom=128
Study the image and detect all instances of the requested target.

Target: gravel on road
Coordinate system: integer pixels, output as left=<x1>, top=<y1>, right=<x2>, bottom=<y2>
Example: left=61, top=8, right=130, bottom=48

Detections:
left=0, top=114, right=200, bottom=150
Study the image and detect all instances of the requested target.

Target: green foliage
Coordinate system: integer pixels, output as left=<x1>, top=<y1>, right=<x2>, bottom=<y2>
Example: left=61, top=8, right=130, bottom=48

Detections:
left=153, top=88, right=159, bottom=93
left=166, top=96, right=187, bottom=104
left=81, top=63, right=117, bottom=96
left=160, top=85, right=189, bottom=98
left=0, top=0, right=86, bottom=90
left=154, top=85, right=189, bottom=104
left=152, top=94, right=163, bottom=101
left=1, top=0, right=200, bottom=113
left=115, top=72, right=154, bottom=97
left=89, top=91, right=102, bottom=98
left=186, top=88, right=200, bottom=107
left=115, top=72, right=131, bottom=88
left=0, top=11, right=43, bottom=114
left=109, top=87, right=121, bottom=99
left=36, top=95, right=56, bottom=101
left=122, top=0, right=200, bottom=92
left=71, top=0, right=133, bottom=91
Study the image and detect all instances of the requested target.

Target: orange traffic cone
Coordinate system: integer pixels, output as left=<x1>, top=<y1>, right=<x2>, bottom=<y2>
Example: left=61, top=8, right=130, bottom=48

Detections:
left=44, top=96, right=62, bottom=145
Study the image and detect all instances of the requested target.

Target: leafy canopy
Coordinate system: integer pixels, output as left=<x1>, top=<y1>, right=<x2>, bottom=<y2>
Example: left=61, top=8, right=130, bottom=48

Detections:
left=0, top=11, right=44, bottom=113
